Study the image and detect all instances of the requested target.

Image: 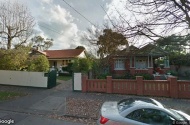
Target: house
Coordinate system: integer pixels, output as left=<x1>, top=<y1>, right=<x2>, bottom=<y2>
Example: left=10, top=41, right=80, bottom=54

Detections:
left=32, top=48, right=86, bottom=68
left=109, top=44, right=170, bottom=76
left=44, top=49, right=86, bottom=68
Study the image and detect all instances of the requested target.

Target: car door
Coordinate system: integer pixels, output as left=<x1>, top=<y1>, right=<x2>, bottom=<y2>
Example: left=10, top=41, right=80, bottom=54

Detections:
left=124, top=108, right=176, bottom=125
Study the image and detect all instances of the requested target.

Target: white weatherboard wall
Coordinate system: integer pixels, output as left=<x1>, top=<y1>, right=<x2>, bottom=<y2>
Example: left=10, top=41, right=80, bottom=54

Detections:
left=74, top=73, right=82, bottom=91
left=0, top=70, right=48, bottom=88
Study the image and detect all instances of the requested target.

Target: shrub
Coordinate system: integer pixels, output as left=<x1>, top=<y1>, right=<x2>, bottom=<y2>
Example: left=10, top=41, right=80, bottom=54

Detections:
left=28, top=55, right=49, bottom=72
left=97, top=73, right=111, bottom=79
left=0, top=47, right=30, bottom=70
left=62, top=66, right=67, bottom=71
left=185, top=70, right=190, bottom=77
left=125, top=72, right=133, bottom=79
left=167, top=70, right=178, bottom=76
left=72, top=58, right=92, bottom=73
left=112, top=75, right=126, bottom=79
left=133, top=73, right=154, bottom=80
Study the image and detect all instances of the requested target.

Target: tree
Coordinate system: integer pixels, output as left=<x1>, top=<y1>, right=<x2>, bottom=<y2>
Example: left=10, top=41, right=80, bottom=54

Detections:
left=156, top=34, right=190, bottom=54
left=0, top=1, right=35, bottom=49
left=97, top=29, right=128, bottom=58
left=75, top=46, right=85, bottom=50
left=0, top=46, right=30, bottom=70
left=31, top=36, right=53, bottom=51
left=71, top=58, right=92, bottom=73
left=114, top=0, right=190, bottom=41
left=155, top=34, right=190, bottom=72
left=28, top=55, right=49, bottom=72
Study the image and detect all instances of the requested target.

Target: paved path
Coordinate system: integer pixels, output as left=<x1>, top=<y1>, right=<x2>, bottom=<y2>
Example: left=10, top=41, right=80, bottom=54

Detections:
left=0, top=80, right=84, bottom=125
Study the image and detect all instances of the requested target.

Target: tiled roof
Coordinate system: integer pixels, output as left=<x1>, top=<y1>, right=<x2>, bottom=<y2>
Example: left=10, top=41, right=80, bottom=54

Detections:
left=111, top=44, right=168, bottom=57
left=44, top=49, right=85, bottom=59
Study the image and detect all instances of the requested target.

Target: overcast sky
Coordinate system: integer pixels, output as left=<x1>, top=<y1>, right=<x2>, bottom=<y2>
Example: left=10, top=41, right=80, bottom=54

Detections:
left=5, top=0, right=125, bottom=50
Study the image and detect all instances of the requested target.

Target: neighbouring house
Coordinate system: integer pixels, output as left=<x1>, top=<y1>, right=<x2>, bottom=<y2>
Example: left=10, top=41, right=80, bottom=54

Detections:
left=44, top=49, right=86, bottom=68
left=32, top=48, right=86, bottom=68
left=108, top=44, right=170, bottom=76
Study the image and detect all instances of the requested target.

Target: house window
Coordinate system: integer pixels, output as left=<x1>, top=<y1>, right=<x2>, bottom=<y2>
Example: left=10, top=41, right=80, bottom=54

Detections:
left=114, top=59, right=125, bottom=70
left=136, top=59, right=147, bottom=69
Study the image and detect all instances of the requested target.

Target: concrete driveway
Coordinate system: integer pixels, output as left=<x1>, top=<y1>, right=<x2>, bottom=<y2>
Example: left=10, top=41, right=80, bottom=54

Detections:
left=0, top=80, right=84, bottom=125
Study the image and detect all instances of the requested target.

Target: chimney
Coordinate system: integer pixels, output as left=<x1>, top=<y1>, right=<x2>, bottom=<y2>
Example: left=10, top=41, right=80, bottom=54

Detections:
left=126, top=42, right=129, bottom=52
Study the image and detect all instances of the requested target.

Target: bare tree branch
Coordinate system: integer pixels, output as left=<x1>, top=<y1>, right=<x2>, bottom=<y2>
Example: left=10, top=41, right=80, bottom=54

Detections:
left=0, top=1, right=35, bottom=49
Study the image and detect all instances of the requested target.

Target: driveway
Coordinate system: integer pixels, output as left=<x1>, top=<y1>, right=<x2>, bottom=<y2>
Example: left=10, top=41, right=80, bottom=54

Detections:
left=0, top=80, right=84, bottom=125
left=0, top=79, right=190, bottom=125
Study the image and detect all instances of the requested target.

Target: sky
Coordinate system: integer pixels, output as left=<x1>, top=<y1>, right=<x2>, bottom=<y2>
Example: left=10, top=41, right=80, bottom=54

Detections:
left=4, top=0, right=125, bottom=51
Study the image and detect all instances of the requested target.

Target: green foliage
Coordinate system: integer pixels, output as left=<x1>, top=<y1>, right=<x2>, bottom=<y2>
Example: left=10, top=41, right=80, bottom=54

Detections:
left=185, top=71, right=190, bottom=77
left=125, top=72, right=133, bottom=79
left=97, top=29, right=128, bottom=58
left=97, top=73, right=111, bottom=79
left=28, top=55, right=49, bottom=72
left=167, top=70, right=178, bottom=76
left=61, top=63, right=73, bottom=74
left=156, top=34, right=189, bottom=54
left=75, top=46, right=85, bottom=50
left=133, top=73, right=154, bottom=80
left=67, top=63, right=73, bottom=74
left=62, top=66, right=67, bottom=71
left=112, top=75, right=126, bottom=79
left=57, top=76, right=72, bottom=81
left=72, top=58, right=92, bottom=73
left=0, top=47, right=30, bottom=70
left=169, top=53, right=190, bottom=66
left=31, top=36, right=53, bottom=51
left=0, top=91, right=26, bottom=100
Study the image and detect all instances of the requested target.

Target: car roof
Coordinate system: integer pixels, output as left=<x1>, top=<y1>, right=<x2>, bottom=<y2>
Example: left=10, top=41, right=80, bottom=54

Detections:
left=118, top=97, right=164, bottom=108
left=118, top=97, right=165, bottom=114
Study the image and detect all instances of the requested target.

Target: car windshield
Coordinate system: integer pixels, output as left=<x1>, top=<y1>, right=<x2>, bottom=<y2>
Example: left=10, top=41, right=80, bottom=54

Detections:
left=117, top=98, right=164, bottom=113
left=168, top=109, right=187, bottom=120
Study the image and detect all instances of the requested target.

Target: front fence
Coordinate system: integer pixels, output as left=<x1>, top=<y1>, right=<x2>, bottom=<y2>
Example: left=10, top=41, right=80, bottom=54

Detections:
left=82, top=76, right=190, bottom=99
left=112, top=79, right=137, bottom=94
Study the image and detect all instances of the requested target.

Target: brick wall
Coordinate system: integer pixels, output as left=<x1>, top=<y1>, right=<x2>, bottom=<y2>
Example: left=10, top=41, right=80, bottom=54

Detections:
left=82, top=76, right=190, bottom=99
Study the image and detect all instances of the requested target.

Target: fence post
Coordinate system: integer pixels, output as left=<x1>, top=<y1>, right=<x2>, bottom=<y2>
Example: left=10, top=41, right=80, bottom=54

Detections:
left=168, top=76, right=178, bottom=98
left=82, top=75, right=88, bottom=92
left=136, top=76, right=144, bottom=95
left=106, top=76, right=112, bottom=93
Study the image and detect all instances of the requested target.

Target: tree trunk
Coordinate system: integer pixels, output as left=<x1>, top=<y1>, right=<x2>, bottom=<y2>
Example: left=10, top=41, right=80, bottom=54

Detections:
left=7, top=27, right=12, bottom=49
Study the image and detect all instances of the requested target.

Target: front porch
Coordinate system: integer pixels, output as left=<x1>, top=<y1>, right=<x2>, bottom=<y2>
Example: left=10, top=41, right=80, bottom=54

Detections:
left=129, top=55, right=170, bottom=75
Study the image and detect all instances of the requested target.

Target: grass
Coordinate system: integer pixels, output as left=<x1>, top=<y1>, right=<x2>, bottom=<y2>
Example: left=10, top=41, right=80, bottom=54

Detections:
left=57, top=75, right=72, bottom=81
left=0, top=91, right=26, bottom=101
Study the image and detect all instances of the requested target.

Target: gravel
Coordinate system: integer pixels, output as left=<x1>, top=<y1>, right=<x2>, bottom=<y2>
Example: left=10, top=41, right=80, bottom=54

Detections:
left=48, top=114, right=97, bottom=125
left=66, top=98, right=104, bottom=119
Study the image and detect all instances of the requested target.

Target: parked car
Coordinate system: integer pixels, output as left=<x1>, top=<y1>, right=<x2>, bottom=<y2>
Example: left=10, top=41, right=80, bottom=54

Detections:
left=97, top=98, right=190, bottom=125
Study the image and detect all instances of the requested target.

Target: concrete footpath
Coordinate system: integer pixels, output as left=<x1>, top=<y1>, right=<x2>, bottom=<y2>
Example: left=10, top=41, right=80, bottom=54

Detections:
left=0, top=80, right=85, bottom=125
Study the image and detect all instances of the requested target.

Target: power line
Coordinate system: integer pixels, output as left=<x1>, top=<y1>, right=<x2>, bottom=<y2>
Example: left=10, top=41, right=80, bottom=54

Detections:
left=100, top=5, right=116, bottom=28
left=62, top=0, right=96, bottom=27
left=38, top=23, right=63, bottom=35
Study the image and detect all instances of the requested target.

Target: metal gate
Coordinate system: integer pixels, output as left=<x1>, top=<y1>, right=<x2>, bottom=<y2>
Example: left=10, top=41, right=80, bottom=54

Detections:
left=47, top=70, right=57, bottom=89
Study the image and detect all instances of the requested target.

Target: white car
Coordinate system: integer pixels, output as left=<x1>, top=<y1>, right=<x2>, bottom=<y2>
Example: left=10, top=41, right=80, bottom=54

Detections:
left=97, top=98, right=190, bottom=125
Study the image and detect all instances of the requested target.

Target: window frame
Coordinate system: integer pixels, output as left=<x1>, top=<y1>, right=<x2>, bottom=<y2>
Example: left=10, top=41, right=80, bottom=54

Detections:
left=114, top=59, right=125, bottom=70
